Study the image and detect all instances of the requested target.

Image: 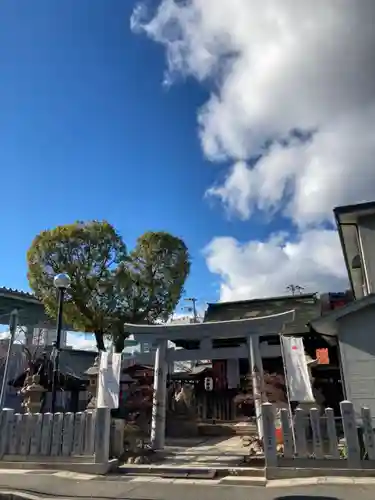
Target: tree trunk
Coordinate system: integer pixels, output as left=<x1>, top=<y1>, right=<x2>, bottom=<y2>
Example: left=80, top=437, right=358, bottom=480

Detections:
left=114, top=335, right=125, bottom=353
left=94, top=330, right=106, bottom=351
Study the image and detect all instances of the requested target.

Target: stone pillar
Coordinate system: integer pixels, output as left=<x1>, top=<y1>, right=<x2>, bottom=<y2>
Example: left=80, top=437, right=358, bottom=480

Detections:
left=340, top=400, right=361, bottom=468
left=247, top=335, right=264, bottom=439
left=94, top=406, right=111, bottom=464
left=151, top=338, right=168, bottom=450
left=261, top=402, right=277, bottom=467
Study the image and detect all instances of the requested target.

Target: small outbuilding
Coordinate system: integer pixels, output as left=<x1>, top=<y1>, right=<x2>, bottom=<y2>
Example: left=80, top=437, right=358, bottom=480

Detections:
left=309, top=293, right=375, bottom=423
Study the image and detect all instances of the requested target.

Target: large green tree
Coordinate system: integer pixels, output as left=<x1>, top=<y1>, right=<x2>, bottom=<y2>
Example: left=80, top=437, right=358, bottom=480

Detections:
left=27, top=222, right=190, bottom=352
left=27, top=221, right=127, bottom=351
left=112, top=231, right=191, bottom=351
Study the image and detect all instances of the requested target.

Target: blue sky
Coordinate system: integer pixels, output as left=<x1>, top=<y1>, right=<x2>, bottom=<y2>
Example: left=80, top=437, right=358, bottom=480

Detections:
left=0, top=0, right=218, bottom=307
left=0, top=1, right=363, bottom=341
left=0, top=0, right=290, bottom=309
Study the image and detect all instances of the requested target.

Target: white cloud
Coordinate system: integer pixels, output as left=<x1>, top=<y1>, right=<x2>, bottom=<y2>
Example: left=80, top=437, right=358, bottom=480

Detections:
left=208, top=112, right=375, bottom=227
left=132, top=0, right=374, bottom=299
left=0, top=328, right=25, bottom=343
left=0, top=331, right=10, bottom=341
left=204, top=229, right=349, bottom=301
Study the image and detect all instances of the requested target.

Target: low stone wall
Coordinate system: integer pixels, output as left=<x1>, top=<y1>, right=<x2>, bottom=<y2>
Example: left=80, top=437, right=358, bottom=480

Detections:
left=0, top=407, right=115, bottom=474
left=262, top=400, right=375, bottom=477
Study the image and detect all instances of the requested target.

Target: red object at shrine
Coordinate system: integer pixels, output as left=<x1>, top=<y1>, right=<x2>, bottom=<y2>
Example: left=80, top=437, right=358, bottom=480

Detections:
left=275, top=427, right=283, bottom=444
left=321, top=292, right=353, bottom=314
left=316, top=348, right=329, bottom=365
left=330, top=300, right=347, bottom=310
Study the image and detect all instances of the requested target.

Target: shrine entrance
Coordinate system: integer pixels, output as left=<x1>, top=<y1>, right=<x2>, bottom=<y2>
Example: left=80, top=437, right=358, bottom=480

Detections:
left=123, top=309, right=295, bottom=450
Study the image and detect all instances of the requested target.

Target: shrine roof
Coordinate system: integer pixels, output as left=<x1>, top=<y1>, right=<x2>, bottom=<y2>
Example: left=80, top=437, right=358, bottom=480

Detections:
left=0, top=286, right=51, bottom=326
left=124, top=309, right=296, bottom=340
left=204, top=293, right=319, bottom=336
left=0, top=287, right=36, bottom=299
left=206, top=293, right=317, bottom=311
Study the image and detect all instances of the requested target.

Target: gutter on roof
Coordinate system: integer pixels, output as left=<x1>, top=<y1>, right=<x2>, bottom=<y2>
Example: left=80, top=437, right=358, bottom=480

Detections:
left=0, top=289, right=41, bottom=305
left=207, top=293, right=318, bottom=310
left=333, top=208, right=356, bottom=298
left=334, top=201, right=375, bottom=216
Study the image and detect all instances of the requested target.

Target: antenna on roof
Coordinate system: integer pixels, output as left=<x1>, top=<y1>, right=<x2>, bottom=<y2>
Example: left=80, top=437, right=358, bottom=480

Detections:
left=286, top=284, right=305, bottom=296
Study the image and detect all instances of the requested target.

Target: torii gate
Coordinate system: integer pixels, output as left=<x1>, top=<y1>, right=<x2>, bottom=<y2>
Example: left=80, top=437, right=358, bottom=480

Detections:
left=123, top=309, right=295, bottom=449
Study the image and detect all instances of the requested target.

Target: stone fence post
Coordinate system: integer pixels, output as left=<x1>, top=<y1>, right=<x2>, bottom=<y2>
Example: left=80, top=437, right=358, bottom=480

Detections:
left=94, top=406, right=111, bottom=464
left=261, top=402, right=277, bottom=467
left=361, top=407, right=375, bottom=460
left=340, top=400, right=361, bottom=468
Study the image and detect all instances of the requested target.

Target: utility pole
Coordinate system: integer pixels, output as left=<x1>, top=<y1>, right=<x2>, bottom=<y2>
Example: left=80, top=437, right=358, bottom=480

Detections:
left=286, top=284, right=305, bottom=296
left=184, top=297, right=198, bottom=323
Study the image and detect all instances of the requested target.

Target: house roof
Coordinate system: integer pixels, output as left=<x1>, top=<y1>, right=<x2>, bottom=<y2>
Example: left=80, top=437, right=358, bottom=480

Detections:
left=309, top=293, right=375, bottom=337
left=334, top=201, right=375, bottom=299
left=334, top=200, right=375, bottom=224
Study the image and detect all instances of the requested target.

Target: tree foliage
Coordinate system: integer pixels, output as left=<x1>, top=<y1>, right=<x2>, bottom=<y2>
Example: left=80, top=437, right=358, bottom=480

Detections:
left=27, top=222, right=191, bottom=351
left=234, top=372, right=287, bottom=407
left=27, top=221, right=127, bottom=350
left=99, top=231, right=191, bottom=352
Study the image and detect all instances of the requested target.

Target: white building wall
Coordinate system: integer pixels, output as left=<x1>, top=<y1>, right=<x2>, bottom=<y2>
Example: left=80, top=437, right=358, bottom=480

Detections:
left=32, top=327, right=67, bottom=347
left=338, top=304, right=375, bottom=423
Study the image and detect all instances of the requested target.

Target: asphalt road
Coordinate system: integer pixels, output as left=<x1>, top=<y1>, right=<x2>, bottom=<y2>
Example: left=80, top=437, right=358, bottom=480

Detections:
left=0, top=474, right=374, bottom=500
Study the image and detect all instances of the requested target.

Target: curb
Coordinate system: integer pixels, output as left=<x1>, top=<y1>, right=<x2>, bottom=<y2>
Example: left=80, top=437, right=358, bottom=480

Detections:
left=217, top=475, right=375, bottom=488
left=219, top=476, right=267, bottom=486
left=2, top=471, right=375, bottom=488
left=267, top=476, right=375, bottom=487
left=0, top=491, right=53, bottom=500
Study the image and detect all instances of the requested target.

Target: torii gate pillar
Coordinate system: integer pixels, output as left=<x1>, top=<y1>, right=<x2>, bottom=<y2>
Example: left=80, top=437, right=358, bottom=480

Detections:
left=150, top=338, right=168, bottom=449
left=247, top=335, right=264, bottom=439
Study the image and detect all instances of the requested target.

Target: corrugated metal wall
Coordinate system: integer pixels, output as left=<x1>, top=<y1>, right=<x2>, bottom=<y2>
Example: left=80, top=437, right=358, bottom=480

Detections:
left=339, top=305, right=375, bottom=422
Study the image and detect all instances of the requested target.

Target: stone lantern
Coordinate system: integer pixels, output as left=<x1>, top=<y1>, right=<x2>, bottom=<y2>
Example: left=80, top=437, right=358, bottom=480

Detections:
left=20, top=374, right=46, bottom=413
left=85, top=356, right=99, bottom=409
